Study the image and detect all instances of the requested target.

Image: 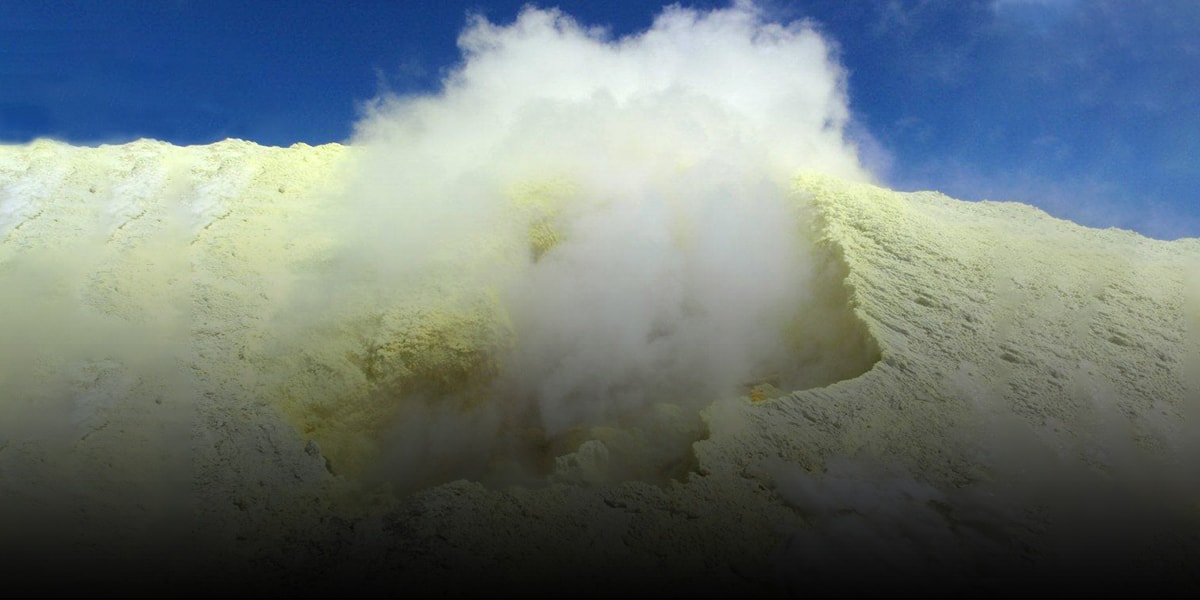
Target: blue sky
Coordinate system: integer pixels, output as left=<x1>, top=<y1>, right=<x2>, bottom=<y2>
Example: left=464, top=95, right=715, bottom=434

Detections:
left=2, top=0, right=1197, bottom=239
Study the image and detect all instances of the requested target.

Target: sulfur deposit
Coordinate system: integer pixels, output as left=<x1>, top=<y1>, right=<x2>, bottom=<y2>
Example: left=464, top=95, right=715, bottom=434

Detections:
left=4, top=4, right=1200, bottom=596
left=1, top=138, right=1198, bottom=596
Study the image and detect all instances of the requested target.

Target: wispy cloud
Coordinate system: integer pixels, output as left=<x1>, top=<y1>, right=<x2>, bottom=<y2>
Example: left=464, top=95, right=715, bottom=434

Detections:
left=855, top=0, right=1200, bottom=239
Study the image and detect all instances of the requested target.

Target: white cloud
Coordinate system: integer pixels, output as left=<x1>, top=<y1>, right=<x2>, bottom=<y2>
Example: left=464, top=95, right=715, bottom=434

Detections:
left=990, top=0, right=1077, bottom=13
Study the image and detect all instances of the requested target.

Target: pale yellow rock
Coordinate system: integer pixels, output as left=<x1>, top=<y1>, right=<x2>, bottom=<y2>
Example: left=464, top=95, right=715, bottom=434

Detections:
left=2, top=140, right=1197, bottom=594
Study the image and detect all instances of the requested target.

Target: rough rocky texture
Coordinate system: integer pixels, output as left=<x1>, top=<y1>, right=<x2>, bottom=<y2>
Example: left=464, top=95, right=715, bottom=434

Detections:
left=1, top=141, right=1197, bottom=596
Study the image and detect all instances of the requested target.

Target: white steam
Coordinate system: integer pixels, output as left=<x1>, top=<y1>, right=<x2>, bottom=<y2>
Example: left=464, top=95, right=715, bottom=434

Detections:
left=331, top=2, right=871, bottom=486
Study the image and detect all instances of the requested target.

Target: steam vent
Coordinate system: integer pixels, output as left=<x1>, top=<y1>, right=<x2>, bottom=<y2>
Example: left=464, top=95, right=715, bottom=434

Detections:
left=2, top=139, right=1199, bottom=596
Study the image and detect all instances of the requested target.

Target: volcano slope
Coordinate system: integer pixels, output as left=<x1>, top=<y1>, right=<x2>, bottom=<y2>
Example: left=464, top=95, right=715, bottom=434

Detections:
left=1, top=140, right=1198, bottom=597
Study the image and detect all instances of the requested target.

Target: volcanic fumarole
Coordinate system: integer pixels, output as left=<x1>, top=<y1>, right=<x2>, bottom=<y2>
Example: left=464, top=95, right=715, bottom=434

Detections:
left=1, top=3, right=1198, bottom=597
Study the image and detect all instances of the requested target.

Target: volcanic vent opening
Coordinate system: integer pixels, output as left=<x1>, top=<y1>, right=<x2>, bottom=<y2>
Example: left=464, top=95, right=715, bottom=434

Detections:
left=268, top=3, right=884, bottom=495
left=276, top=181, right=880, bottom=495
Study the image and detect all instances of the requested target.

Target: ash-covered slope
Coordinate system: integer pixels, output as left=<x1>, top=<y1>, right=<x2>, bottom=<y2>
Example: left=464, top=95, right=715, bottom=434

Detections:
left=1, top=140, right=1197, bottom=596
